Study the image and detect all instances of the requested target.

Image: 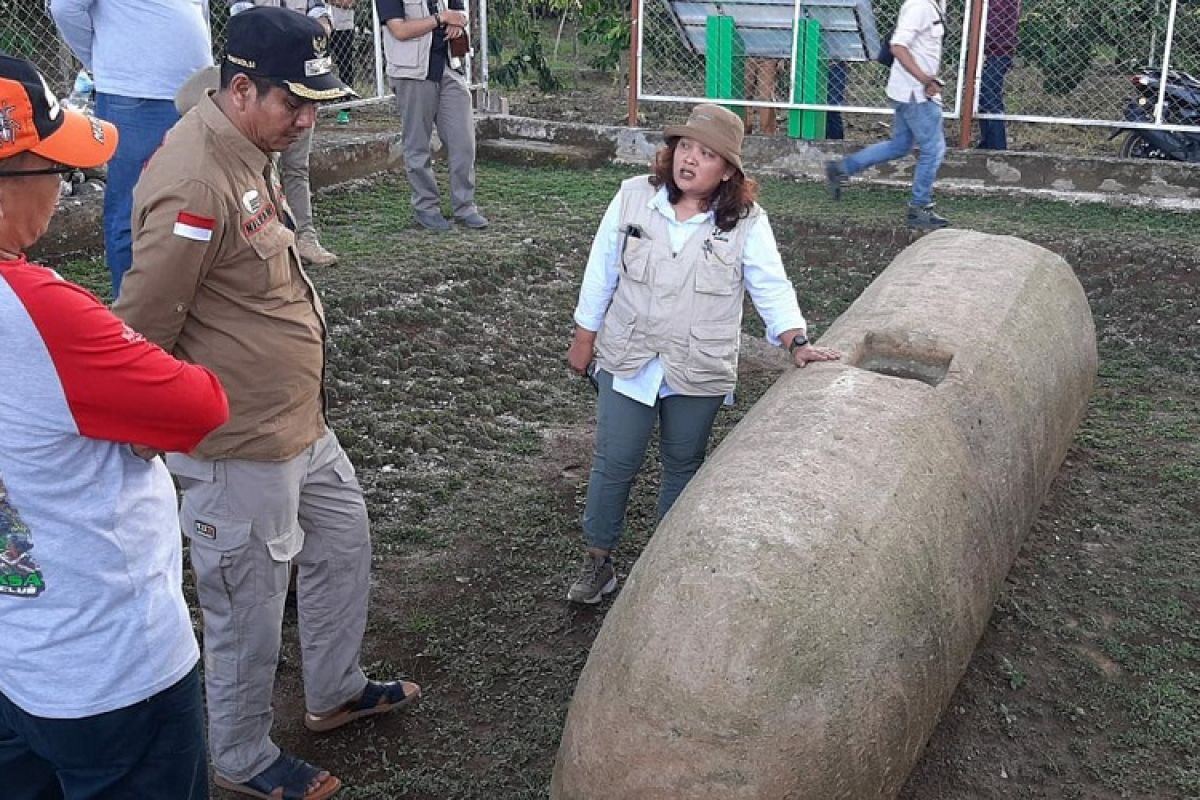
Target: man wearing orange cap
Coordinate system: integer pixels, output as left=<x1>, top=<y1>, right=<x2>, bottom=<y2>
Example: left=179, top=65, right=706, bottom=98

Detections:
left=0, top=53, right=229, bottom=800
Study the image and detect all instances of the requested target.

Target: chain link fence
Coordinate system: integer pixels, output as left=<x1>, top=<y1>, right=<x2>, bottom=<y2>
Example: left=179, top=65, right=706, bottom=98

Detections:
left=638, top=0, right=968, bottom=120
left=0, top=1, right=390, bottom=104
left=8, top=0, right=1199, bottom=143
left=1, top=2, right=76, bottom=92
left=980, top=0, right=1200, bottom=133
left=637, top=0, right=1200, bottom=142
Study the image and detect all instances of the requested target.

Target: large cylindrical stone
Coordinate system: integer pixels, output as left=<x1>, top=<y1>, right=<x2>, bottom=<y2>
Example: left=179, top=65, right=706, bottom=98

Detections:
left=552, top=229, right=1097, bottom=800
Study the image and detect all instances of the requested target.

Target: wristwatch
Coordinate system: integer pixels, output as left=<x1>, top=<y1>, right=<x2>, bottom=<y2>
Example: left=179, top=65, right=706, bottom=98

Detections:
left=434, top=12, right=443, bottom=26
left=788, top=334, right=809, bottom=353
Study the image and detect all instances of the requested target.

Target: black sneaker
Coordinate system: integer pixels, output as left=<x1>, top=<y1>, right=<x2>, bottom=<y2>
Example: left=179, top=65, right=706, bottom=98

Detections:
left=567, top=554, right=617, bottom=604
left=824, top=159, right=848, bottom=201
left=906, top=204, right=950, bottom=230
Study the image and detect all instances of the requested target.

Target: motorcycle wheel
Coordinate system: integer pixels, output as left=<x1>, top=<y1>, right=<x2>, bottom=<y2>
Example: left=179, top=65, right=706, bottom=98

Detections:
left=1119, top=132, right=1170, bottom=160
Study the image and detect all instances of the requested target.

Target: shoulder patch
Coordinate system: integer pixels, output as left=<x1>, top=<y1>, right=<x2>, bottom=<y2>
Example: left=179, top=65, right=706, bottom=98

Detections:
left=174, top=212, right=216, bottom=242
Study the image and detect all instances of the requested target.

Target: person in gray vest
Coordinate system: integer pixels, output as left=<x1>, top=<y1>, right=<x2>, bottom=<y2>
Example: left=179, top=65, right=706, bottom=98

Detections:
left=375, top=0, right=488, bottom=230
left=564, top=103, right=841, bottom=604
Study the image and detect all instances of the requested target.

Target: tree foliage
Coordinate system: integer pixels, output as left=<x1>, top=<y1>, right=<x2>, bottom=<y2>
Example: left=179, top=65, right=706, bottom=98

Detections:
left=487, top=0, right=630, bottom=87
left=487, top=0, right=561, bottom=89
left=1020, top=0, right=1200, bottom=95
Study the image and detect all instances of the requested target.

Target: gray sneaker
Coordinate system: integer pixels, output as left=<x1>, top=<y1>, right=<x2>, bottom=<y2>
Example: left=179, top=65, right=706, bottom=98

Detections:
left=906, top=204, right=950, bottom=230
left=567, top=554, right=617, bottom=604
left=414, top=210, right=451, bottom=231
left=456, top=211, right=489, bottom=229
left=824, top=159, right=848, bottom=201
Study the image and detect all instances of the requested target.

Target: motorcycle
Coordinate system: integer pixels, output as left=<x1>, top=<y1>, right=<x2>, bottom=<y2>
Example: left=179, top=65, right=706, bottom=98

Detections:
left=1114, top=68, right=1200, bottom=161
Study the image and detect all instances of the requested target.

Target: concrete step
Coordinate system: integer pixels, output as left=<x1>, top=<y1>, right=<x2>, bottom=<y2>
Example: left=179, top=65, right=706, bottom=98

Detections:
left=477, top=137, right=608, bottom=169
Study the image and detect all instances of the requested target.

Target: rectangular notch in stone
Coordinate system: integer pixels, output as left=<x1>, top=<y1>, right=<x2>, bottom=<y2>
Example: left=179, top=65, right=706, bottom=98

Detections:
left=855, top=332, right=953, bottom=387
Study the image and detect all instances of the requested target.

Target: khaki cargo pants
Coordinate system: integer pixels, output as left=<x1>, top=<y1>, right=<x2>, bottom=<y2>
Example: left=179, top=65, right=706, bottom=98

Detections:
left=168, top=428, right=371, bottom=783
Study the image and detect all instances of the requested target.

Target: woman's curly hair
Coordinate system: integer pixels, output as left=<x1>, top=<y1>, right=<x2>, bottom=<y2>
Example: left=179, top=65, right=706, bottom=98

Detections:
left=649, top=137, right=759, bottom=232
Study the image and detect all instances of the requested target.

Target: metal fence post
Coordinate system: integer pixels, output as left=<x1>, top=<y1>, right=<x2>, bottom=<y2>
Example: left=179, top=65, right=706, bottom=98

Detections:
left=705, top=15, right=745, bottom=119
left=788, top=18, right=826, bottom=140
left=958, top=0, right=986, bottom=148
left=628, top=0, right=641, bottom=126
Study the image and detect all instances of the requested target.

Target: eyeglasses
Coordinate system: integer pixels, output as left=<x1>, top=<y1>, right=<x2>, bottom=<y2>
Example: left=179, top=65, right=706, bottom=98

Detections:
left=0, top=165, right=78, bottom=177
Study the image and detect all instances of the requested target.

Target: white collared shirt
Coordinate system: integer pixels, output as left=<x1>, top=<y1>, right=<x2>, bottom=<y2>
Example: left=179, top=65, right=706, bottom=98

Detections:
left=886, top=0, right=947, bottom=104
left=574, top=186, right=807, bottom=406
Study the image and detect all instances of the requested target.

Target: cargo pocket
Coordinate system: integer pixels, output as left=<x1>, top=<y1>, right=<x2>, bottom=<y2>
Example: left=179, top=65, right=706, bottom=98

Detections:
left=620, top=237, right=652, bottom=283
left=334, top=458, right=358, bottom=484
left=695, top=240, right=740, bottom=296
left=181, top=503, right=252, bottom=554
left=687, top=321, right=739, bottom=383
left=180, top=503, right=258, bottom=606
left=245, top=216, right=294, bottom=294
left=597, top=305, right=638, bottom=364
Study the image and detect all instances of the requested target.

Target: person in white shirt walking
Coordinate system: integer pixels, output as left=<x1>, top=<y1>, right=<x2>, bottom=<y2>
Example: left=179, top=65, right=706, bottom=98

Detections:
left=825, top=0, right=950, bottom=230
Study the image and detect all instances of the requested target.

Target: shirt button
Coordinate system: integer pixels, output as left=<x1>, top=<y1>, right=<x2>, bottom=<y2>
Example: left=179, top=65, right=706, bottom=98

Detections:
left=175, top=303, right=186, bottom=313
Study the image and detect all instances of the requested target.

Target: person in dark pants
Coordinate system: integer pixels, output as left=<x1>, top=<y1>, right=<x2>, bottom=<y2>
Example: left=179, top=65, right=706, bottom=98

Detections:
left=376, top=0, right=489, bottom=230
left=825, top=59, right=848, bottom=139
left=330, top=0, right=357, bottom=86
left=0, top=53, right=229, bottom=800
left=977, top=0, right=1021, bottom=150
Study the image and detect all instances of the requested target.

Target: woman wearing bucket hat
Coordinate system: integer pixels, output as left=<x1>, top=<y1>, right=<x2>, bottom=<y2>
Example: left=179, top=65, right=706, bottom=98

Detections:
left=564, top=102, right=840, bottom=604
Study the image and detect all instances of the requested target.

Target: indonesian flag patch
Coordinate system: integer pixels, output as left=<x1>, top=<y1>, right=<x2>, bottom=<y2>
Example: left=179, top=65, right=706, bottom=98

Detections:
left=173, top=212, right=215, bottom=242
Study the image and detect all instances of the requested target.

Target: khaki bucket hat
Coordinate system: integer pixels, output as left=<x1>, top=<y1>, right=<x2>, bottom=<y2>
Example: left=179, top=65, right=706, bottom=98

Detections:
left=663, top=103, right=744, bottom=171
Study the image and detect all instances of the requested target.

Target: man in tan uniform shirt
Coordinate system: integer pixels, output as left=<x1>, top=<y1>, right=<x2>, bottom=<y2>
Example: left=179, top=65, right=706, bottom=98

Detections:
left=114, top=8, right=419, bottom=800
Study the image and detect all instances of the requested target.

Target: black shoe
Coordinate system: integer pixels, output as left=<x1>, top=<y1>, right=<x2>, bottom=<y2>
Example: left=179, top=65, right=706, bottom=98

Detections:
left=906, top=204, right=950, bottom=230
left=824, top=159, right=847, bottom=201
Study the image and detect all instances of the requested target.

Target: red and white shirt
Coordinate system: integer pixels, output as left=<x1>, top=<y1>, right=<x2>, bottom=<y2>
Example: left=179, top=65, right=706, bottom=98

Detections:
left=0, top=257, right=228, bottom=718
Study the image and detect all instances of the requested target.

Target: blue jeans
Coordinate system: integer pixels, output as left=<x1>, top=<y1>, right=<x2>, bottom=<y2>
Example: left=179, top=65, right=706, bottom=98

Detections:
left=0, top=665, right=207, bottom=800
left=842, top=98, right=946, bottom=208
left=583, top=368, right=725, bottom=552
left=94, top=94, right=179, bottom=296
left=977, top=55, right=1012, bottom=150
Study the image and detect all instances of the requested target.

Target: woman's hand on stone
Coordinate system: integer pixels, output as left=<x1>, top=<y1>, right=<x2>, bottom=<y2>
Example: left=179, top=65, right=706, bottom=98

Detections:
left=792, top=344, right=841, bottom=368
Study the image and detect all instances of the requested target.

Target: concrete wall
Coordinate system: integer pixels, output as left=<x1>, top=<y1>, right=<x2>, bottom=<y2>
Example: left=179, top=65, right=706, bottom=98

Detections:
left=551, top=230, right=1098, bottom=800
left=31, top=128, right=406, bottom=263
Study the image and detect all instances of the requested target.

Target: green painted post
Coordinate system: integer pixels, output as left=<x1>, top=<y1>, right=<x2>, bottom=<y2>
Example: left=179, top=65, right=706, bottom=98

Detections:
left=788, top=19, right=827, bottom=139
left=705, top=15, right=744, bottom=120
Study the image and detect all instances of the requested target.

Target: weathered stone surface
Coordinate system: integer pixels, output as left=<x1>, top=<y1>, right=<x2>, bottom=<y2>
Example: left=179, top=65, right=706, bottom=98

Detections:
left=551, top=229, right=1097, bottom=800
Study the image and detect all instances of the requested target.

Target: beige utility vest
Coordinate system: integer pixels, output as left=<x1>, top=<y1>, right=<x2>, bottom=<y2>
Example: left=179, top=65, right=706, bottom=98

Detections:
left=382, top=0, right=440, bottom=80
left=595, top=176, right=761, bottom=397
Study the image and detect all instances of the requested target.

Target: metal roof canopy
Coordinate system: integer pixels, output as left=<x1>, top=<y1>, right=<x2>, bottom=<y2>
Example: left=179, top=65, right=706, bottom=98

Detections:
left=660, top=0, right=882, bottom=62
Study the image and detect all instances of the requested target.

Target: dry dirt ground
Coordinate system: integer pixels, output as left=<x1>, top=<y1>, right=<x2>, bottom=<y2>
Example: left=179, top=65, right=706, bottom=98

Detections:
left=61, top=120, right=1197, bottom=799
